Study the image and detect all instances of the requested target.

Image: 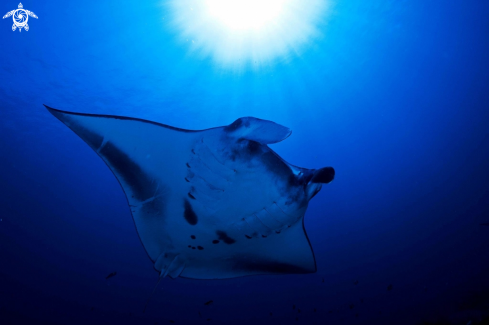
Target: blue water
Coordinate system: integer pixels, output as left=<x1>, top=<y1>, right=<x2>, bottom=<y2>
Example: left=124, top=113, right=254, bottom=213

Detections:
left=1, top=0, right=489, bottom=324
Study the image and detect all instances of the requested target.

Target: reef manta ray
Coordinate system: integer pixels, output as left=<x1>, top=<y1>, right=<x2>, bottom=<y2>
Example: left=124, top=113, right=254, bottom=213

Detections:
left=46, top=105, right=335, bottom=280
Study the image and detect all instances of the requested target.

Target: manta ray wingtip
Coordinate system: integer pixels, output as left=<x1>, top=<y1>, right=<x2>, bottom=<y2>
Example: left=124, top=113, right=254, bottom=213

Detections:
left=43, top=103, right=54, bottom=110
left=44, top=104, right=69, bottom=121
left=43, top=104, right=63, bottom=114
left=44, top=105, right=80, bottom=121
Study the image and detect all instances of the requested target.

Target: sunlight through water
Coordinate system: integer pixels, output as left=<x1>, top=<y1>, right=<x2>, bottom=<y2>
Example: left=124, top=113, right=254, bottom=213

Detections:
left=165, top=0, right=332, bottom=70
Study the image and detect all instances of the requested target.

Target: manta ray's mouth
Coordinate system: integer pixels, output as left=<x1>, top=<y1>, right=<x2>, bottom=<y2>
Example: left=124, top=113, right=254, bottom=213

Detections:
left=305, top=167, right=334, bottom=200
left=306, top=183, right=322, bottom=200
left=311, top=167, right=335, bottom=184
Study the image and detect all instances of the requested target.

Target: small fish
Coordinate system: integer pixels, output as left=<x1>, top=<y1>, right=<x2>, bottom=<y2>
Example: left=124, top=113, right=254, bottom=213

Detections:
left=322, top=278, right=324, bottom=283
left=349, top=304, right=354, bottom=309
left=293, top=304, right=296, bottom=310
left=105, top=272, right=117, bottom=280
left=313, top=308, right=317, bottom=312
left=198, top=312, right=202, bottom=318
left=204, top=300, right=213, bottom=306
left=387, top=284, right=393, bottom=291
left=169, top=321, right=175, bottom=324
left=269, top=312, right=272, bottom=316
left=480, top=223, right=489, bottom=226
left=353, top=280, right=359, bottom=285
left=297, top=309, right=301, bottom=313
left=206, top=319, right=211, bottom=322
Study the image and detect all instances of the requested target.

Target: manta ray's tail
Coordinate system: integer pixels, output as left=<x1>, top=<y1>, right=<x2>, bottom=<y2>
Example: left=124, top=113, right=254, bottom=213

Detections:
left=143, top=276, right=164, bottom=313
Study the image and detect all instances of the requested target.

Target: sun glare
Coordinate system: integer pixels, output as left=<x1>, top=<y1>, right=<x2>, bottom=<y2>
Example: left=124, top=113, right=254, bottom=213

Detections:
left=205, top=0, right=284, bottom=31
left=166, top=0, right=331, bottom=70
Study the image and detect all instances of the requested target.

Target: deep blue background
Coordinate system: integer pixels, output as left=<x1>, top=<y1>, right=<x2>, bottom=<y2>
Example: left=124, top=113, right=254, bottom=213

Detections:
left=1, top=0, right=489, bottom=324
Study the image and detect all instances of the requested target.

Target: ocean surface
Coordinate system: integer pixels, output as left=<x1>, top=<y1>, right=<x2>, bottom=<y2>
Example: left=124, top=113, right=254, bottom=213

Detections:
left=1, top=0, right=489, bottom=324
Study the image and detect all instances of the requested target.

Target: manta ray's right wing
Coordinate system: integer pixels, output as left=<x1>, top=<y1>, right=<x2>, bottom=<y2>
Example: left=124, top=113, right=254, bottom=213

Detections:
left=3, top=10, right=14, bottom=19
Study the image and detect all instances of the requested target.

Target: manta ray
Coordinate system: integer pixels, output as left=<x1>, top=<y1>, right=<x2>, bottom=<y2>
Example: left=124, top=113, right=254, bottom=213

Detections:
left=46, top=105, right=335, bottom=280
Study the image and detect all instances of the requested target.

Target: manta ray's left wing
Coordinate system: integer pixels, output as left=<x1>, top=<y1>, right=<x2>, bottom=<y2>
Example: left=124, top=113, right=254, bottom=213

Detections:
left=45, top=104, right=209, bottom=269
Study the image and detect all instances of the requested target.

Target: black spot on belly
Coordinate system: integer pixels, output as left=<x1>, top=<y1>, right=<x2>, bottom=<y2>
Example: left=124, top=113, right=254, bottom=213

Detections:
left=246, top=140, right=261, bottom=154
left=188, top=245, right=191, bottom=248
left=212, top=240, right=219, bottom=244
left=99, top=142, right=157, bottom=201
left=191, top=235, right=196, bottom=239
left=197, top=246, right=204, bottom=250
left=245, top=235, right=252, bottom=239
left=192, top=247, right=196, bottom=250
left=216, top=230, right=236, bottom=244
left=188, top=192, right=196, bottom=200
left=183, top=199, right=198, bottom=225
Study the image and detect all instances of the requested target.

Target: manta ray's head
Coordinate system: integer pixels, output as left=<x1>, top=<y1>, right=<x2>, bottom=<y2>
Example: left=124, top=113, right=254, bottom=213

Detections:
left=304, top=167, right=335, bottom=200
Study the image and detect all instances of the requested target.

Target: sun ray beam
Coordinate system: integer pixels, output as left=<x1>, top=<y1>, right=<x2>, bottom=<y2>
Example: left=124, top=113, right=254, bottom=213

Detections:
left=165, top=0, right=332, bottom=70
